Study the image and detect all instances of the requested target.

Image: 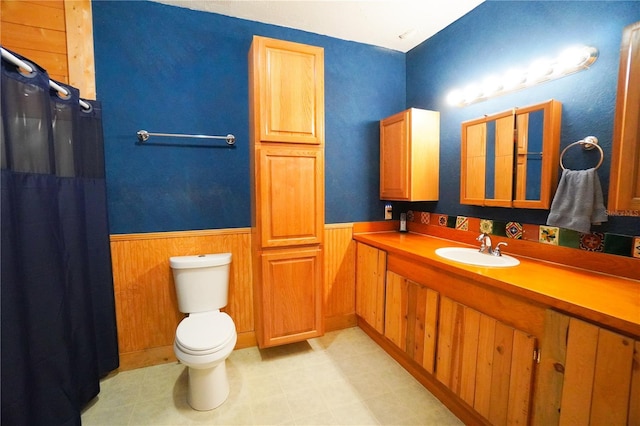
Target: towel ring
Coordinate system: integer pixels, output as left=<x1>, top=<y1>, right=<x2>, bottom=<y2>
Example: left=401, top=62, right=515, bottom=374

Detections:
left=560, top=136, right=604, bottom=170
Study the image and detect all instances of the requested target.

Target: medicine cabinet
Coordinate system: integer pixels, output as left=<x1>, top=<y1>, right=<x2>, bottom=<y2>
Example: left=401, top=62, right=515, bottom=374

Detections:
left=608, top=21, right=640, bottom=212
left=460, top=99, right=562, bottom=209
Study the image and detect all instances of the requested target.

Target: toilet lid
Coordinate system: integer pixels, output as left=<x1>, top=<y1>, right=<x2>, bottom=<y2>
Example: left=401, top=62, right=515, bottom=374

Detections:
left=176, top=312, right=235, bottom=354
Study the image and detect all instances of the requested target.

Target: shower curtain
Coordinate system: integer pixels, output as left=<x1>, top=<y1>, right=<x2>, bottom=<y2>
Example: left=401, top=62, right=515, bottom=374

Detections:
left=1, top=49, right=119, bottom=426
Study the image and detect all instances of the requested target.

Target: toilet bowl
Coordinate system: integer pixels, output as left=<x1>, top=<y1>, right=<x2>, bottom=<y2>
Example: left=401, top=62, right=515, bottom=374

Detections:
left=170, top=253, right=236, bottom=411
left=174, top=311, right=237, bottom=410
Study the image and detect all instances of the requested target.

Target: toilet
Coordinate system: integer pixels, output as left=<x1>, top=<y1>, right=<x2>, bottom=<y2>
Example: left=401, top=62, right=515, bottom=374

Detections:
left=169, top=253, right=237, bottom=411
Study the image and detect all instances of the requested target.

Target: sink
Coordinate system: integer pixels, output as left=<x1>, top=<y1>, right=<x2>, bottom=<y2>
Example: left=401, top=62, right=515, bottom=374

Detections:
left=435, top=247, right=520, bottom=267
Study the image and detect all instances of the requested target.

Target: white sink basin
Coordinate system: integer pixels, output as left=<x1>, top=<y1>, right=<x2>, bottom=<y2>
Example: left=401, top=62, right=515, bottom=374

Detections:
left=435, top=247, right=520, bottom=267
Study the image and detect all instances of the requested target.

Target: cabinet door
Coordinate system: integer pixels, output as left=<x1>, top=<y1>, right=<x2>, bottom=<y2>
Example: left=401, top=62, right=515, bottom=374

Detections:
left=355, top=242, right=386, bottom=333
left=533, top=310, right=639, bottom=426
left=380, top=110, right=410, bottom=199
left=460, top=100, right=561, bottom=209
left=379, top=108, right=440, bottom=201
left=437, top=297, right=536, bottom=426
left=609, top=22, right=640, bottom=211
left=257, top=147, right=324, bottom=248
left=384, top=271, right=439, bottom=373
left=257, top=247, right=323, bottom=348
left=249, top=36, right=324, bottom=145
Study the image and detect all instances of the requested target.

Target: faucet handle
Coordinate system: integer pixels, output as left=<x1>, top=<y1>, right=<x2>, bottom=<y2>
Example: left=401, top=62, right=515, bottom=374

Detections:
left=493, top=242, right=507, bottom=256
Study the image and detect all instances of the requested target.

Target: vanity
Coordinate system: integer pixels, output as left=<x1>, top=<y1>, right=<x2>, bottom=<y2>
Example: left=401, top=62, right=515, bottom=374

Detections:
left=353, top=230, right=639, bottom=426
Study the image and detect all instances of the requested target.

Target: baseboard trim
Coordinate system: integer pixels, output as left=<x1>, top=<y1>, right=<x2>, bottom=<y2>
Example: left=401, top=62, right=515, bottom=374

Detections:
left=325, top=313, right=357, bottom=331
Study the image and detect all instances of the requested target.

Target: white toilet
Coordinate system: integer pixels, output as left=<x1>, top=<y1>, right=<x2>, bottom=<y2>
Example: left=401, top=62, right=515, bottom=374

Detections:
left=169, top=253, right=237, bottom=411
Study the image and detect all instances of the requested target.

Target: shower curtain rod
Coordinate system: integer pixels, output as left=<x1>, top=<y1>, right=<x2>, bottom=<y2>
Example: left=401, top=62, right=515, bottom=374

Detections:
left=1, top=47, right=92, bottom=111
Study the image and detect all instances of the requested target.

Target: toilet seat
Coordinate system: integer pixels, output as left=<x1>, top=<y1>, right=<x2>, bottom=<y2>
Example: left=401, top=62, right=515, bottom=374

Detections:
left=176, top=311, right=235, bottom=356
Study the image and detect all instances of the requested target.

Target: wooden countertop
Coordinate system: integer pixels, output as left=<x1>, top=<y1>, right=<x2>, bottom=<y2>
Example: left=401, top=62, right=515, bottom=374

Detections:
left=354, top=231, right=640, bottom=337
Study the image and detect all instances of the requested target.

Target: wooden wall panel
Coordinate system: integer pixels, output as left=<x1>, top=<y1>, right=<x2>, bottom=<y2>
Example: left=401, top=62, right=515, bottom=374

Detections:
left=0, top=0, right=96, bottom=98
left=64, top=0, right=96, bottom=98
left=111, top=224, right=358, bottom=370
left=110, top=229, right=253, bottom=370
left=324, top=224, right=357, bottom=330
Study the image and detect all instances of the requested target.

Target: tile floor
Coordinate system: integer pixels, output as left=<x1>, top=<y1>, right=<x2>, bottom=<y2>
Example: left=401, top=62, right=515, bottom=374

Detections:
left=81, top=327, right=462, bottom=425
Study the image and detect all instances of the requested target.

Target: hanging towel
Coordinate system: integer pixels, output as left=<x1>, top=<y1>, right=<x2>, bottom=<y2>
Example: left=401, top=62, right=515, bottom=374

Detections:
left=546, top=168, right=607, bottom=233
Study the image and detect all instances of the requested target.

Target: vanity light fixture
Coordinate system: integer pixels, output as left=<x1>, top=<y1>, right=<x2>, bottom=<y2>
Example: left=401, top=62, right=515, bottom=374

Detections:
left=446, top=45, right=598, bottom=107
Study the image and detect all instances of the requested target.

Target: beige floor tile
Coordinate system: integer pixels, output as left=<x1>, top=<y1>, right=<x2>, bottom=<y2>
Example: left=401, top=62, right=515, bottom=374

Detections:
left=81, top=327, right=462, bottom=425
left=330, top=400, right=379, bottom=425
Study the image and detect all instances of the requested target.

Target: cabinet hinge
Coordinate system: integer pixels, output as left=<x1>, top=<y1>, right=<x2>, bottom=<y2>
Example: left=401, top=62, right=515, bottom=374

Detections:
left=533, top=348, right=541, bottom=364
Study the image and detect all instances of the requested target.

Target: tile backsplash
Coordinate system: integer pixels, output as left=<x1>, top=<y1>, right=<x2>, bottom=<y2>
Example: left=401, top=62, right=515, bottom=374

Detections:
left=407, top=211, right=640, bottom=259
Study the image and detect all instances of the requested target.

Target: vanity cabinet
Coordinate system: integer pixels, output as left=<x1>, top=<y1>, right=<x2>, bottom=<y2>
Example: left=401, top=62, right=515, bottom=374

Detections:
left=384, top=271, right=439, bottom=373
left=380, top=108, right=440, bottom=201
left=533, top=310, right=640, bottom=426
left=355, top=242, right=386, bottom=333
left=249, top=36, right=325, bottom=348
left=461, top=100, right=562, bottom=209
left=249, top=35, right=324, bottom=145
left=437, top=297, right=536, bottom=426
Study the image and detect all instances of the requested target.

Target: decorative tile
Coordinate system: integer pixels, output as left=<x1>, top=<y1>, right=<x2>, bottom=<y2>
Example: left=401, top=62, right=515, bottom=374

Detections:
left=468, top=217, right=481, bottom=233
left=438, top=214, right=448, bottom=227
left=633, top=237, right=640, bottom=259
left=455, top=216, right=469, bottom=231
left=505, top=222, right=523, bottom=239
left=479, top=219, right=493, bottom=234
left=446, top=215, right=457, bottom=228
left=522, top=223, right=539, bottom=241
left=604, top=233, right=633, bottom=256
left=491, top=220, right=507, bottom=237
left=420, top=212, right=430, bottom=225
left=559, top=228, right=581, bottom=249
left=407, top=210, right=414, bottom=222
left=579, top=232, right=605, bottom=252
left=539, top=225, right=559, bottom=245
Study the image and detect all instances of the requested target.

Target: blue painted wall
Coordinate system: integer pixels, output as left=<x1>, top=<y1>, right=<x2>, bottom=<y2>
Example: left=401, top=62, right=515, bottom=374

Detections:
left=406, top=0, right=640, bottom=236
left=92, top=1, right=405, bottom=234
left=94, top=1, right=639, bottom=236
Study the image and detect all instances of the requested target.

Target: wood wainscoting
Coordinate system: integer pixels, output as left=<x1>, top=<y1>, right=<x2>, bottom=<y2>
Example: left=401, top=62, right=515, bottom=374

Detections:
left=110, top=229, right=254, bottom=371
left=111, top=224, right=357, bottom=371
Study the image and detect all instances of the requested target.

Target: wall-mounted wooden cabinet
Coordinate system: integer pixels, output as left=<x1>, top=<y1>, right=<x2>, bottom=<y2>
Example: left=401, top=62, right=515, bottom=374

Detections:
left=380, top=108, right=440, bottom=201
left=609, top=21, right=640, bottom=212
left=249, top=35, right=324, bottom=145
left=249, top=36, right=325, bottom=348
left=461, top=99, right=562, bottom=209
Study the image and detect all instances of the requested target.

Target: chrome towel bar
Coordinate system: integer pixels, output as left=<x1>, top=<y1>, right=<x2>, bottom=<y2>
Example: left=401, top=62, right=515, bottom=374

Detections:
left=136, top=130, right=236, bottom=146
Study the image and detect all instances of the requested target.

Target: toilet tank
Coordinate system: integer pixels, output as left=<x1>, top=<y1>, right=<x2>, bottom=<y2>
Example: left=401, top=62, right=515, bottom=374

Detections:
left=169, top=253, right=232, bottom=313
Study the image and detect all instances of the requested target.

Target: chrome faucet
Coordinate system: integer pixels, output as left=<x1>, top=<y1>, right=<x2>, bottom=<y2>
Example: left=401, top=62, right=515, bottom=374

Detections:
left=476, top=233, right=493, bottom=254
left=477, top=233, right=508, bottom=256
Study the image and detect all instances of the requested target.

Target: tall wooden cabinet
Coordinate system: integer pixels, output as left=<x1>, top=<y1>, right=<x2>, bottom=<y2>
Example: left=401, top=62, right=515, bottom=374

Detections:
left=380, top=108, right=440, bottom=201
left=249, top=36, right=325, bottom=348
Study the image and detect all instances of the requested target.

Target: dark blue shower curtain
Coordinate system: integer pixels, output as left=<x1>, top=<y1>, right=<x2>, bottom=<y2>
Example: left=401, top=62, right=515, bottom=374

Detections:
left=1, top=49, right=119, bottom=426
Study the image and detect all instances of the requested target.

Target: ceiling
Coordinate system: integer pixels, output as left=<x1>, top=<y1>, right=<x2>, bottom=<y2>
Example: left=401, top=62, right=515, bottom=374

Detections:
left=151, top=0, right=484, bottom=52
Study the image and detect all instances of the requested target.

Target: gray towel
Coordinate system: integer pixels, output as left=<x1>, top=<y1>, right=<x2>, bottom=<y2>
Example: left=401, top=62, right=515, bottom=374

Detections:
left=546, top=168, right=607, bottom=233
